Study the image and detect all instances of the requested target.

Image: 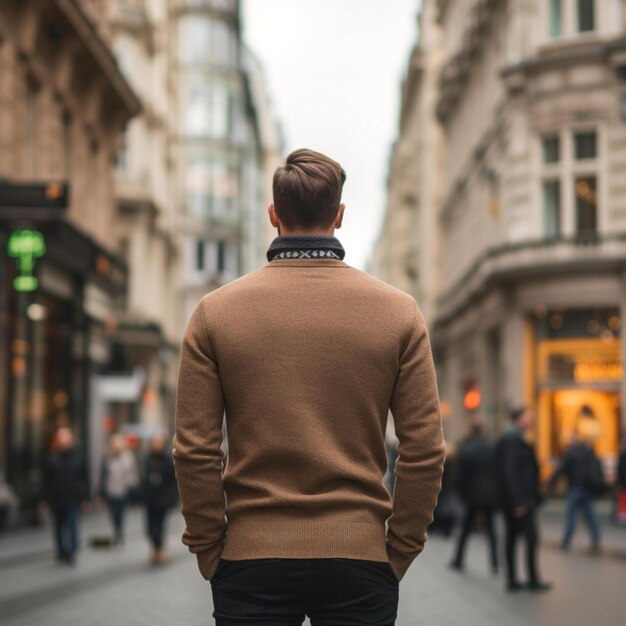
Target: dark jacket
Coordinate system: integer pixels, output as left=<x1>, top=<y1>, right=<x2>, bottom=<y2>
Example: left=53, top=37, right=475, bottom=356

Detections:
left=455, top=435, right=500, bottom=509
left=142, top=452, right=178, bottom=510
left=495, top=427, right=541, bottom=510
left=548, top=442, right=598, bottom=491
left=42, top=448, right=90, bottom=509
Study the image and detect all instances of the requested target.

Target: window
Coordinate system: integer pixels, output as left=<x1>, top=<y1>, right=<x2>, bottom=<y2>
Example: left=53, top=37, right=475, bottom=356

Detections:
left=184, top=151, right=239, bottom=220
left=217, top=240, right=226, bottom=272
left=542, top=135, right=560, bottom=164
left=196, top=239, right=205, bottom=271
left=575, top=176, right=597, bottom=242
left=183, top=82, right=211, bottom=136
left=549, top=0, right=562, bottom=38
left=574, top=131, right=597, bottom=159
left=178, top=17, right=235, bottom=67
left=543, top=180, right=561, bottom=238
left=180, top=76, right=237, bottom=138
left=576, top=0, right=595, bottom=33
left=539, top=127, right=599, bottom=243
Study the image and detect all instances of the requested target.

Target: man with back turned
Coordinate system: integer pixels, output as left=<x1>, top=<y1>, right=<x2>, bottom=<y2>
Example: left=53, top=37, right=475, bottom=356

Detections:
left=173, top=148, right=446, bottom=625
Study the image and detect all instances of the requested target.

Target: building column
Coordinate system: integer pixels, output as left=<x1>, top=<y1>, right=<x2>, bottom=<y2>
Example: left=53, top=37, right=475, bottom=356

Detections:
left=500, top=305, right=526, bottom=414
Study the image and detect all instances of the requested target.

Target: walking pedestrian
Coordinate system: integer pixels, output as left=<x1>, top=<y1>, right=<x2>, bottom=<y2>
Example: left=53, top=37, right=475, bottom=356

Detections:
left=41, top=426, right=90, bottom=565
left=548, top=431, right=603, bottom=552
left=173, top=148, right=445, bottom=625
left=98, top=433, right=139, bottom=545
left=449, top=422, right=500, bottom=574
left=496, top=406, right=552, bottom=593
left=142, top=433, right=178, bottom=565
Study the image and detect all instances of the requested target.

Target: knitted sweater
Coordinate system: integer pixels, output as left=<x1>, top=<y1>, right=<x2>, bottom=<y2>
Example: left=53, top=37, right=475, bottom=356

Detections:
left=173, top=237, right=445, bottom=583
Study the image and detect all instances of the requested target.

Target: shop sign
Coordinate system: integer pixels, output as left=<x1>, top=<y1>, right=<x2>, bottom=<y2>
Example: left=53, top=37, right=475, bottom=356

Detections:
left=6, top=229, right=46, bottom=292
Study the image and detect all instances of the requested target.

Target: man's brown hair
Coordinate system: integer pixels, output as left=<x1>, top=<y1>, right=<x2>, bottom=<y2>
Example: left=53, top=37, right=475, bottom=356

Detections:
left=273, top=148, right=346, bottom=230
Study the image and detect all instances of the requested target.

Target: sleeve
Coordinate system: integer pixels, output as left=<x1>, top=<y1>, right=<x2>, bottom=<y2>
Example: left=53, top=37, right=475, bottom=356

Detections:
left=385, top=298, right=446, bottom=582
left=172, top=297, right=227, bottom=581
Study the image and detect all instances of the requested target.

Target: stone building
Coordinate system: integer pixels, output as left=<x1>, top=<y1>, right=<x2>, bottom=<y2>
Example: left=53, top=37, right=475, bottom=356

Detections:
left=372, top=0, right=626, bottom=480
left=170, top=0, right=268, bottom=324
left=0, top=0, right=140, bottom=520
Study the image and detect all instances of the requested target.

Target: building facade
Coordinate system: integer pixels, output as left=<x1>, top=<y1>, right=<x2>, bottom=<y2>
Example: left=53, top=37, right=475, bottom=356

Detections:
left=0, top=0, right=140, bottom=522
left=170, top=0, right=267, bottom=324
left=373, top=0, right=626, bottom=480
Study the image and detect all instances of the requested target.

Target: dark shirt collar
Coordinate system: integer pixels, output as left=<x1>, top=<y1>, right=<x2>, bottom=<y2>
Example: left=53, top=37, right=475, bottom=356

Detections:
left=266, top=234, right=346, bottom=262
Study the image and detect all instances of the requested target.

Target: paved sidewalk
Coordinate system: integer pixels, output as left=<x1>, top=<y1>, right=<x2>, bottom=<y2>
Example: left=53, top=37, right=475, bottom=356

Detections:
left=1, top=509, right=625, bottom=626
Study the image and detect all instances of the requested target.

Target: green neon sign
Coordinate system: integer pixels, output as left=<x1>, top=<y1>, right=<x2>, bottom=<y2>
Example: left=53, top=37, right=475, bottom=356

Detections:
left=7, top=229, right=46, bottom=292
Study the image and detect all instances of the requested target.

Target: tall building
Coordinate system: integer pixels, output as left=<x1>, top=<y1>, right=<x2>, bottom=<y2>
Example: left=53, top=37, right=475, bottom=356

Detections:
left=374, top=0, right=626, bottom=480
left=368, top=1, right=443, bottom=323
left=171, top=0, right=267, bottom=323
left=0, top=0, right=140, bottom=521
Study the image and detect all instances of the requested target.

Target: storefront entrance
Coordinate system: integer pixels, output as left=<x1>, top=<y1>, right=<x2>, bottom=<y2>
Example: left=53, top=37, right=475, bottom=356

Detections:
left=534, top=311, right=622, bottom=480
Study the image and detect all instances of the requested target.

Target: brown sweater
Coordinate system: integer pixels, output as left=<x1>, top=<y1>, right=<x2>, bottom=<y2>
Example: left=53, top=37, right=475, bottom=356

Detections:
left=173, top=256, right=445, bottom=583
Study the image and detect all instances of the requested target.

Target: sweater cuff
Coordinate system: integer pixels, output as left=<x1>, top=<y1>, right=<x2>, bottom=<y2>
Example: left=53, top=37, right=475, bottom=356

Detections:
left=386, top=541, right=417, bottom=582
left=195, top=543, right=225, bottom=581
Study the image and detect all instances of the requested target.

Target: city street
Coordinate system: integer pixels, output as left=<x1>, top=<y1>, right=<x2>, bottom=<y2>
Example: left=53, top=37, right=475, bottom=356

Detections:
left=1, top=506, right=624, bottom=626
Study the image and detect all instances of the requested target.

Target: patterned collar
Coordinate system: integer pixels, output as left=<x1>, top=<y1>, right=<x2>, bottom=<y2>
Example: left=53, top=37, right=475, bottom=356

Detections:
left=266, top=234, right=346, bottom=262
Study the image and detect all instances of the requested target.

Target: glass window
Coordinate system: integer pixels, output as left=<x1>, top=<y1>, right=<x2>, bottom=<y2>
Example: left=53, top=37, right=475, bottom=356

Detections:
left=217, top=240, right=226, bottom=272
left=178, top=17, right=235, bottom=67
left=184, top=82, right=212, bottom=136
left=577, top=0, right=595, bottom=32
left=574, top=131, right=597, bottom=160
left=542, top=135, right=560, bottom=164
left=196, top=240, right=205, bottom=271
left=211, top=84, right=230, bottom=139
left=184, top=151, right=239, bottom=220
left=549, top=0, right=562, bottom=38
left=543, top=180, right=561, bottom=238
left=179, top=17, right=212, bottom=65
left=575, top=176, right=597, bottom=242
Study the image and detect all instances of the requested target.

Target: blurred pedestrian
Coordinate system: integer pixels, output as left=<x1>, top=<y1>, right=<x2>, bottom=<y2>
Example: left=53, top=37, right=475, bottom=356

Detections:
left=143, top=433, right=178, bottom=565
left=548, top=431, right=603, bottom=552
left=41, top=426, right=90, bottom=565
left=173, top=149, right=445, bottom=624
left=98, top=433, right=139, bottom=545
left=495, top=406, right=552, bottom=593
left=449, top=422, right=499, bottom=574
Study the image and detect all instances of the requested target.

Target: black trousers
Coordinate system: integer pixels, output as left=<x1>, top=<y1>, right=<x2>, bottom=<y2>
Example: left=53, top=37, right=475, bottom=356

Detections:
left=452, top=507, right=498, bottom=570
left=209, top=557, right=399, bottom=626
left=504, top=508, right=539, bottom=585
left=146, top=506, right=168, bottom=550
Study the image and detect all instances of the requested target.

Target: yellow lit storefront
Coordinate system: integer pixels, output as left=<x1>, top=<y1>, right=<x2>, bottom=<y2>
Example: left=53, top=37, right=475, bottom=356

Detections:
left=533, top=308, right=622, bottom=481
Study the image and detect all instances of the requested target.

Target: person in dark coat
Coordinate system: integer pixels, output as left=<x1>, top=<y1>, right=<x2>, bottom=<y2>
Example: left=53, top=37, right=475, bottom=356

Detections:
left=42, top=427, right=90, bottom=565
left=548, top=431, right=602, bottom=551
left=495, top=406, right=552, bottom=593
left=143, top=434, right=178, bottom=564
left=449, top=422, right=499, bottom=573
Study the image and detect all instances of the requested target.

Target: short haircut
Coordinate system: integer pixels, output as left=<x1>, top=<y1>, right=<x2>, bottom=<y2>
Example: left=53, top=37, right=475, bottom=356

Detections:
left=509, top=406, right=526, bottom=423
left=273, top=148, right=346, bottom=230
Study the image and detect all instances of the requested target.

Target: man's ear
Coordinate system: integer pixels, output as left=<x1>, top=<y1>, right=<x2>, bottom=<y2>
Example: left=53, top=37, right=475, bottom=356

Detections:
left=335, top=203, right=345, bottom=229
left=268, top=203, right=278, bottom=228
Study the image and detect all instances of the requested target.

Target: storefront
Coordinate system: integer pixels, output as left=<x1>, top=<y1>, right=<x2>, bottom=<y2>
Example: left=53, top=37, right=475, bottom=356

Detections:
left=0, top=182, right=127, bottom=523
left=533, top=307, right=622, bottom=480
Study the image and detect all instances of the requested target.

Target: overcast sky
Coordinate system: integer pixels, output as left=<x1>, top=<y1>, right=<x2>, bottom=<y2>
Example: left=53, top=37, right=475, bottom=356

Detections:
left=241, top=0, right=421, bottom=270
